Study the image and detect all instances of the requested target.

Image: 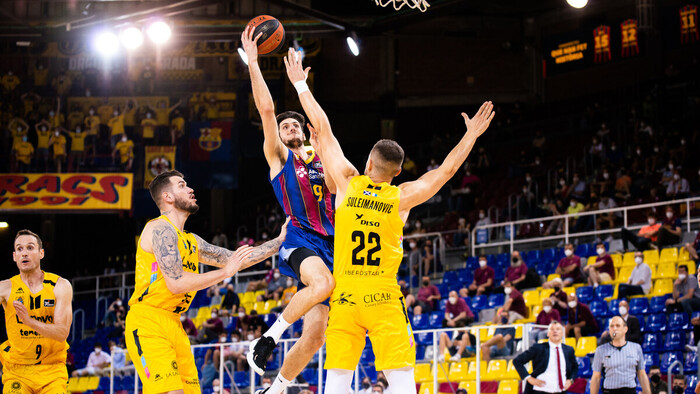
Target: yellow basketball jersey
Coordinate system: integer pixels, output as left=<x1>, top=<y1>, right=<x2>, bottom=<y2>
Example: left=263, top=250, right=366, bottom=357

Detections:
left=1, top=272, right=68, bottom=365
left=128, top=215, right=199, bottom=314
left=334, top=175, right=404, bottom=290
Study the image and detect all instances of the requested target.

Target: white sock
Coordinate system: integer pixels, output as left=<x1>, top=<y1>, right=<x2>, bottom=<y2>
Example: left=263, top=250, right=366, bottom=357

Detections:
left=324, top=369, right=354, bottom=394
left=384, top=367, right=417, bottom=394
left=264, top=315, right=291, bottom=344
left=266, top=373, right=291, bottom=394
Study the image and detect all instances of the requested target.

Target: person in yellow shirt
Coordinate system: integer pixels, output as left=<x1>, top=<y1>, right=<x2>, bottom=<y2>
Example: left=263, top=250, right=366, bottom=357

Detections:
left=204, top=96, right=220, bottom=120
left=33, top=63, right=49, bottom=87
left=51, top=71, right=72, bottom=97
left=67, top=105, right=86, bottom=131
left=48, top=98, right=64, bottom=129
left=123, top=98, right=139, bottom=134
left=8, top=116, right=29, bottom=151
left=108, top=108, right=126, bottom=148
left=68, top=125, right=87, bottom=172
left=112, top=134, right=134, bottom=171
left=20, top=91, right=41, bottom=117
left=97, top=99, right=114, bottom=125
left=141, top=111, right=158, bottom=145
left=170, top=109, right=185, bottom=145
left=12, top=136, right=34, bottom=172
left=150, top=99, right=182, bottom=144
left=84, top=106, right=101, bottom=159
left=34, top=120, right=52, bottom=172
left=49, top=128, right=68, bottom=173
left=1, top=71, right=20, bottom=94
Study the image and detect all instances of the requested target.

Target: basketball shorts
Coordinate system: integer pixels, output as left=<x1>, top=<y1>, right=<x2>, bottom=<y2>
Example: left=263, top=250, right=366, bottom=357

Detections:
left=324, top=285, right=415, bottom=371
left=1, top=362, right=68, bottom=394
left=278, top=225, right=334, bottom=289
left=124, top=304, right=199, bottom=394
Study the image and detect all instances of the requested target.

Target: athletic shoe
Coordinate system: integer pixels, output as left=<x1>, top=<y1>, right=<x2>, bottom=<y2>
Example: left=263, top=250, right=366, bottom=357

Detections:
left=247, top=336, right=276, bottom=375
left=451, top=353, right=461, bottom=363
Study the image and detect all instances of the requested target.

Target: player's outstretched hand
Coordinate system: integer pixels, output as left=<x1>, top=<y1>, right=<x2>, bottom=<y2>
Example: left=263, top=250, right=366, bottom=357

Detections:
left=224, top=245, right=255, bottom=277
left=241, top=26, right=263, bottom=64
left=283, top=48, right=310, bottom=85
left=278, top=217, right=290, bottom=242
left=462, top=101, right=495, bottom=138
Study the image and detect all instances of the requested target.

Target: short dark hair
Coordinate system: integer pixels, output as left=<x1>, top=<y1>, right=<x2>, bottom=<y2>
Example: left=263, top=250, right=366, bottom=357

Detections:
left=148, top=170, right=184, bottom=208
left=14, top=229, right=43, bottom=249
left=94, top=343, right=102, bottom=348
left=370, top=139, right=404, bottom=176
left=647, top=211, right=656, bottom=218
left=276, top=111, right=305, bottom=127
left=674, top=374, right=685, bottom=381
left=679, top=264, right=688, bottom=272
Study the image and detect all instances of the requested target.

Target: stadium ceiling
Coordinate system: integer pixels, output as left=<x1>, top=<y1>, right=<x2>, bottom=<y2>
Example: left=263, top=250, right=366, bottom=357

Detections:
left=0, top=0, right=618, bottom=42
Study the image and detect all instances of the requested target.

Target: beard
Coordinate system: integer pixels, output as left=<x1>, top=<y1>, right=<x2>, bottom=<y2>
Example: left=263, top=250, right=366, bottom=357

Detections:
left=283, top=136, right=304, bottom=149
left=175, top=196, right=199, bottom=214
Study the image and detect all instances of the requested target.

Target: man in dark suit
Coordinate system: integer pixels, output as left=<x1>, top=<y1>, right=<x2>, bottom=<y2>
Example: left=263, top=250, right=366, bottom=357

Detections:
left=514, top=321, right=578, bottom=394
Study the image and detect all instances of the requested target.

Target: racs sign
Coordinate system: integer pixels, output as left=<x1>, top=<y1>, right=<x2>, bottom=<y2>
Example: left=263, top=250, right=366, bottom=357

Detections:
left=0, top=173, right=133, bottom=211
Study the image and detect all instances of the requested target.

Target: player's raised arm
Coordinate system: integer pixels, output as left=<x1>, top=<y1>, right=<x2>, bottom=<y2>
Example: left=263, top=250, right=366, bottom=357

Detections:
left=13, top=278, right=72, bottom=342
left=145, top=220, right=254, bottom=295
left=193, top=218, right=289, bottom=270
left=284, top=49, right=358, bottom=193
left=398, top=102, right=494, bottom=213
left=242, top=26, right=286, bottom=169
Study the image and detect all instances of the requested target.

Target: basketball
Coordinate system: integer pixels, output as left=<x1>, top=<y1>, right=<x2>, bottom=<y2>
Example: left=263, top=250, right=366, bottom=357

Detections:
left=246, top=15, right=285, bottom=55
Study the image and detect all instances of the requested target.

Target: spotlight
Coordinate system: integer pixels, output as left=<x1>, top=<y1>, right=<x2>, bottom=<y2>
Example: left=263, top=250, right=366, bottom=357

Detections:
left=346, top=32, right=360, bottom=56
left=0, top=222, right=7, bottom=229
left=146, top=21, right=171, bottom=44
left=94, top=31, right=119, bottom=57
left=121, top=27, right=143, bottom=49
left=238, top=47, right=249, bottom=65
left=566, top=0, right=588, bottom=8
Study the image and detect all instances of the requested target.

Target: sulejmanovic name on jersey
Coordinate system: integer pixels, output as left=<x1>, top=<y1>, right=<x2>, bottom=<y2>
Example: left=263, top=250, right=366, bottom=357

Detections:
left=270, top=148, right=334, bottom=237
left=345, top=196, right=395, bottom=214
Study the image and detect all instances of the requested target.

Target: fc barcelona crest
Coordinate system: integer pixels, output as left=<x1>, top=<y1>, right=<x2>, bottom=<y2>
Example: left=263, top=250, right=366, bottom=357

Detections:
left=198, top=127, right=222, bottom=152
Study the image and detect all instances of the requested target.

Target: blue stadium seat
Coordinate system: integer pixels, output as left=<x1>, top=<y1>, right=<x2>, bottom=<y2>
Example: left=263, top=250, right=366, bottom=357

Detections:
left=629, top=297, right=650, bottom=315
left=577, top=357, right=592, bottom=378
left=458, top=269, right=473, bottom=284
left=428, top=312, right=442, bottom=328
left=643, top=352, right=659, bottom=373
left=494, top=267, right=506, bottom=282
left=471, top=295, right=488, bottom=312
left=263, top=313, right=277, bottom=328
left=649, top=296, right=671, bottom=313
left=536, top=263, right=549, bottom=277
left=412, top=314, right=429, bottom=330
left=467, top=256, right=479, bottom=270
left=642, top=333, right=662, bottom=352
left=668, top=313, right=690, bottom=331
left=589, top=300, right=609, bottom=317
left=488, top=294, right=505, bottom=308
left=121, top=376, right=134, bottom=391
left=438, top=299, right=448, bottom=311
left=415, top=345, right=426, bottom=361
left=685, top=351, right=698, bottom=373
left=437, top=284, right=449, bottom=298
left=301, top=368, right=318, bottom=386
left=443, top=271, right=458, bottom=285
left=461, top=296, right=471, bottom=309
left=687, top=376, right=698, bottom=392
left=645, top=314, right=667, bottom=332
left=360, top=347, right=375, bottom=365
left=665, top=331, right=686, bottom=351
left=596, top=318, right=609, bottom=335
left=496, top=253, right=510, bottom=266
left=415, top=332, right=434, bottom=346
left=576, top=244, right=591, bottom=257
left=526, top=250, right=542, bottom=262
left=661, top=352, right=684, bottom=374
left=608, top=298, right=622, bottom=315
left=576, top=286, right=594, bottom=304
left=594, top=285, right=614, bottom=300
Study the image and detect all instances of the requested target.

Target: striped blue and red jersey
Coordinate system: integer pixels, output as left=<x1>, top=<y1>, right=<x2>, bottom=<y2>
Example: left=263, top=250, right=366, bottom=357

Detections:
left=270, top=149, right=335, bottom=237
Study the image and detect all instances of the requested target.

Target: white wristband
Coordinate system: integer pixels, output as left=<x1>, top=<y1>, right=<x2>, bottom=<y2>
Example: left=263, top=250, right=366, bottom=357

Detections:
left=293, top=80, right=309, bottom=94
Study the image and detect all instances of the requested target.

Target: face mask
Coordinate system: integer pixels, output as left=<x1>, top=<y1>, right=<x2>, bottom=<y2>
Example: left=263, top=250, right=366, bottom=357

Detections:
left=603, top=173, right=609, bottom=179
left=415, top=222, right=421, bottom=229
left=94, top=348, right=101, bottom=354
left=146, top=113, right=152, bottom=118
left=219, top=336, right=227, bottom=343
left=180, top=315, right=186, bottom=322
left=213, top=386, right=219, bottom=392
left=231, top=337, right=239, bottom=343
left=422, top=280, right=430, bottom=286
left=650, top=375, right=661, bottom=384
left=238, top=312, right=245, bottom=318
left=89, top=110, right=94, bottom=115
left=511, top=257, right=519, bottom=263
left=635, top=257, right=643, bottom=264
left=570, top=201, right=576, bottom=207
left=55, top=131, right=59, bottom=136
left=449, top=297, right=457, bottom=305
left=526, top=176, right=532, bottom=182
left=611, top=146, right=617, bottom=151
left=479, top=212, right=485, bottom=219
left=559, top=180, right=566, bottom=186
left=564, top=249, right=573, bottom=257
left=673, top=174, right=680, bottom=180
left=553, top=286, right=561, bottom=292
left=479, top=260, right=487, bottom=268
left=40, top=127, right=46, bottom=131
left=667, top=211, right=674, bottom=218
left=273, top=273, right=280, bottom=279
left=679, top=274, right=687, bottom=281
left=636, top=149, right=642, bottom=155
left=211, top=313, right=218, bottom=319
left=648, top=218, right=655, bottom=225
left=247, top=334, right=254, bottom=341
left=669, top=164, right=674, bottom=170
left=362, top=382, right=371, bottom=389
left=286, top=279, right=293, bottom=287
left=49, top=111, right=54, bottom=117
left=114, top=111, right=119, bottom=116
left=261, top=233, right=268, bottom=240
left=568, top=301, right=577, bottom=308
left=501, top=316, right=508, bottom=324
left=409, top=242, right=416, bottom=249
left=22, top=136, right=27, bottom=142
left=76, top=128, right=81, bottom=133
left=86, top=90, right=91, bottom=97
left=654, top=147, right=659, bottom=153
left=504, top=287, right=512, bottom=295
left=522, top=188, right=528, bottom=194
left=535, top=159, right=541, bottom=165
left=619, top=306, right=628, bottom=316
left=110, top=346, right=116, bottom=352
left=543, top=306, right=552, bottom=313
left=116, top=300, right=122, bottom=306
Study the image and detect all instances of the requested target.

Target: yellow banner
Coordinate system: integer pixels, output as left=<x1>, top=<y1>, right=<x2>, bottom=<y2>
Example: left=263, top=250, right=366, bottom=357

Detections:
left=0, top=173, right=132, bottom=211
left=144, top=146, right=176, bottom=188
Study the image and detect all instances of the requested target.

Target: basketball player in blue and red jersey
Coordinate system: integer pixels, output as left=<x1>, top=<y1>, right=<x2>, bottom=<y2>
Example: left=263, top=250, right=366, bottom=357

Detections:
left=242, top=26, right=336, bottom=394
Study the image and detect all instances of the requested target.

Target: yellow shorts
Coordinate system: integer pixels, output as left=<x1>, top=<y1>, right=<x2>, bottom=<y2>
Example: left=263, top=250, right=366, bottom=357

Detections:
left=124, top=304, right=199, bottom=394
left=324, top=285, right=415, bottom=371
left=1, top=362, right=67, bottom=394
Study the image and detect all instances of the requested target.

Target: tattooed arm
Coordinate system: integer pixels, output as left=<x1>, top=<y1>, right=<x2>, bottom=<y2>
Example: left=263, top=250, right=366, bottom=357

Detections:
left=192, top=235, right=233, bottom=268
left=146, top=220, right=253, bottom=294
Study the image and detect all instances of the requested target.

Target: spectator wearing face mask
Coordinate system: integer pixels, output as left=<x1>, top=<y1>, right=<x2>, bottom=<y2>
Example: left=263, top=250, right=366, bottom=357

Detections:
left=599, top=299, right=642, bottom=345
left=565, top=294, right=598, bottom=341
left=614, top=169, right=632, bottom=201
left=210, top=378, right=230, bottom=394
left=101, top=340, right=129, bottom=376
left=467, top=256, right=495, bottom=296
left=502, top=280, right=528, bottom=320
left=102, top=298, right=124, bottom=328
left=407, top=239, right=422, bottom=276
left=443, top=290, right=474, bottom=328
left=108, top=107, right=125, bottom=148
left=566, top=198, right=585, bottom=230
left=480, top=310, right=516, bottom=362
left=548, top=278, right=569, bottom=318
left=221, top=283, right=240, bottom=312
left=84, top=106, right=100, bottom=157
left=671, top=375, right=687, bottom=394
left=261, top=268, right=287, bottom=301
left=141, top=111, right=158, bottom=146
left=372, top=383, right=385, bottom=394
left=198, top=308, right=224, bottom=343
left=453, top=217, right=471, bottom=248
left=621, top=212, right=661, bottom=252
left=375, top=372, right=389, bottom=394
left=543, top=244, right=583, bottom=288
left=34, top=120, right=52, bottom=172
left=498, top=251, right=528, bottom=291
left=405, top=276, right=440, bottom=315
left=665, top=264, right=700, bottom=316
left=584, top=243, right=615, bottom=287
left=210, top=331, right=247, bottom=371
left=648, top=366, right=668, bottom=394
left=530, top=298, right=561, bottom=343
left=72, top=343, right=111, bottom=377
left=657, top=206, right=683, bottom=249
left=180, top=314, right=198, bottom=343
left=660, top=161, right=677, bottom=191
left=618, top=252, right=652, bottom=299
left=12, top=134, right=33, bottom=173
left=112, top=133, right=134, bottom=171
left=68, top=124, right=87, bottom=172
left=49, top=127, right=68, bottom=173
left=596, top=194, right=619, bottom=230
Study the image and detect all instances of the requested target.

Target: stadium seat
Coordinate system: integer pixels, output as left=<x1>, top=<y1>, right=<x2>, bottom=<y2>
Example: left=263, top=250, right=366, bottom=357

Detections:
left=472, top=295, right=488, bottom=311
left=98, top=377, right=111, bottom=391
left=416, top=332, right=434, bottom=346
left=665, top=331, right=686, bottom=351
left=653, top=263, right=677, bottom=280
left=527, top=250, right=542, bottom=262
left=688, top=376, right=699, bottom=393
left=645, top=313, right=667, bottom=332
left=417, top=382, right=435, bottom=394
left=594, top=285, right=614, bottom=300
left=413, top=314, right=429, bottom=330
left=628, top=297, right=649, bottom=315
left=505, top=360, right=522, bottom=380
left=488, top=294, right=505, bottom=308
left=458, top=380, right=478, bottom=394
left=590, top=300, right=609, bottom=317
left=458, top=269, right=474, bottom=284
left=252, top=301, right=265, bottom=314
left=650, top=279, right=673, bottom=297
left=467, top=361, right=489, bottom=380
left=644, top=352, right=660, bottom=373
left=546, top=274, right=561, bottom=282
left=611, top=253, right=622, bottom=268
left=650, top=295, right=671, bottom=313
left=683, top=260, right=698, bottom=275
left=575, top=336, right=597, bottom=357
left=617, top=266, right=635, bottom=283
left=431, top=361, right=450, bottom=383
left=576, top=244, right=591, bottom=257
left=497, top=380, right=520, bottom=394
left=240, top=291, right=255, bottom=304
left=644, top=250, right=659, bottom=265
left=661, top=352, right=684, bottom=374
left=668, top=313, right=690, bottom=331
left=685, top=351, right=698, bottom=373
left=622, top=252, right=636, bottom=266
left=443, top=271, right=458, bottom=285
left=121, top=376, right=134, bottom=390
left=484, top=360, right=508, bottom=381
left=565, top=337, right=577, bottom=349
left=360, top=347, right=375, bottom=365
left=576, top=286, right=593, bottom=304
left=428, top=311, right=442, bottom=328
left=86, top=376, right=100, bottom=390
left=447, top=361, right=469, bottom=382
left=496, top=253, right=510, bottom=266
left=642, top=333, right=662, bottom=352
left=660, top=248, right=679, bottom=264
left=577, top=357, right=592, bottom=378
left=539, top=289, right=554, bottom=302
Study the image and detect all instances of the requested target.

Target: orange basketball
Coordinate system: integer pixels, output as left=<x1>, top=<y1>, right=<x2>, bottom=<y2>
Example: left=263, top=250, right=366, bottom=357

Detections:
left=246, top=15, right=285, bottom=55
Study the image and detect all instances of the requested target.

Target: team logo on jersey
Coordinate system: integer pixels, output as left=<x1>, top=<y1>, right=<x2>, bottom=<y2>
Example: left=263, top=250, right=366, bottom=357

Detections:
left=332, top=292, right=356, bottom=306
left=171, top=360, right=179, bottom=370
left=313, top=161, right=323, bottom=169
left=154, top=374, right=163, bottom=382
left=44, top=299, right=55, bottom=307
left=198, top=127, right=222, bottom=151
left=355, top=214, right=364, bottom=220
left=295, top=166, right=308, bottom=179
left=10, top=381, right=21, bottom=391
left=15, top=287, right=23, bottom=294
left=15, top=296, right=24, bottom=305
left=363, top=190, right=378, bottom=197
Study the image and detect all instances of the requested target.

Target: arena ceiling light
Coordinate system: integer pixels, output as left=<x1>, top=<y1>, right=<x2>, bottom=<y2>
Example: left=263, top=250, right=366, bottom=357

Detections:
left=120, top=26, right=144, bottom=49
left=346, top=32, right=360, bottom=56
left=0, top=222, right=8, bottom=229
left=238, top=47, right=249, bottom=65
left=94, top=31, right=119, bottom=57
left=566, top=0, right=588, bottom=8
left=146, top=21, right=172, bottom=44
